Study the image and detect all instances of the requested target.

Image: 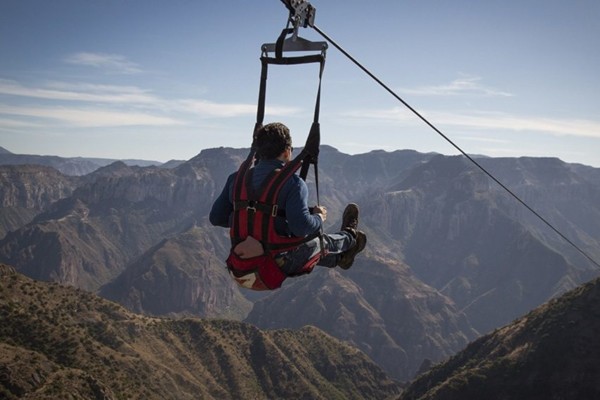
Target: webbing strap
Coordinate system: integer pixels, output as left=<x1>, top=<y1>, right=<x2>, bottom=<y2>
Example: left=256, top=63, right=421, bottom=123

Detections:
left=242, top=27, right=327, bottom=256
left=233, top=200, right=286, bottom=218
left=232, top=155, right=319, bottom=253
left=254, top=27, right=325, bottom=167
left=255, top=55, right=324, bottom=131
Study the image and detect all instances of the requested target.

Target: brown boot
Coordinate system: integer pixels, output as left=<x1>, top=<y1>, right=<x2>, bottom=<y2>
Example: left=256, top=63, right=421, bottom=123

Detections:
left=338, top=230, right=367, bottom=270
left=341, top=203, right=359, bottom=232
left=338, top=203, right=366, bottom=269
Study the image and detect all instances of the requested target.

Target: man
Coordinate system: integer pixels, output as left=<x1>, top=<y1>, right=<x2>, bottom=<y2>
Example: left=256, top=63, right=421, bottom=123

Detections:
left=209, top=122, right=366, bottom=279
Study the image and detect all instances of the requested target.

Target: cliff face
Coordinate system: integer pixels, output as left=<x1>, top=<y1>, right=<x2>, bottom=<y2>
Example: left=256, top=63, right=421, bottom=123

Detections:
left=99, top=226, right=252, bottom=320
left=479, top=157, right=600, bottom=269
left=362, top=155, right=590, bottom=333
left=0, top=165, right=78, bottom=238
left=0, top=164, right=76, bottom=208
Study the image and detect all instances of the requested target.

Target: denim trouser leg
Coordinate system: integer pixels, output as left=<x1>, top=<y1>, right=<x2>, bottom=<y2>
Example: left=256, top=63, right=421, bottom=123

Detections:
left=278, top=231, right=355, bottom=275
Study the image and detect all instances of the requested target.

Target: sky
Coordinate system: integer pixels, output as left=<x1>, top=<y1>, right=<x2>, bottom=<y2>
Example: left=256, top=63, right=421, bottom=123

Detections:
left=1, top=0, right=599, bottom=167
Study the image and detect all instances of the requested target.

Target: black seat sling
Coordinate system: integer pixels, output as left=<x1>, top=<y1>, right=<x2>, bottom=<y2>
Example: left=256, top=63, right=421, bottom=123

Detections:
left=226, top=28, right=327, bottom=290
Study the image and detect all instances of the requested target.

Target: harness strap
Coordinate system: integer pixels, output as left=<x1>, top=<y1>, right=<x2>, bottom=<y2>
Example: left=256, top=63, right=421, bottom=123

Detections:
left=232, top=26, right=328, bottom=266
left=233, top=200, right=285, bottom=218
left=255, top=27, right=325, bottom=170
left=232, top=156, right=320, bottom=254
left=231, top=151, right=255, bottom=242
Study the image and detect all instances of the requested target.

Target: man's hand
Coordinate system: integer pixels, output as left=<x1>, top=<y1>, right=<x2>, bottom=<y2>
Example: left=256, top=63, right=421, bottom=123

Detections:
left=312, top=205, right=327, bottom=222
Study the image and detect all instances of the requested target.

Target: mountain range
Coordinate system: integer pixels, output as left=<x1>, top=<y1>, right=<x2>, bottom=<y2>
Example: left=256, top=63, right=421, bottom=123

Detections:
left=0, top=146, right=180, bottom=176
left=0, top=146, right=599, bottom=385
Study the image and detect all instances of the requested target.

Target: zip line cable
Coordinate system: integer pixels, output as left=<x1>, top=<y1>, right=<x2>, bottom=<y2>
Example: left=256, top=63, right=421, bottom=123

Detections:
left=311, top=24, right=600, bottom=269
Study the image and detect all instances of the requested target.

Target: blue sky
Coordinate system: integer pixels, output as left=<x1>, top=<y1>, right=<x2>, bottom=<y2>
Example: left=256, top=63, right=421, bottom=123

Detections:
left=1, top=0, right=599, bottom=167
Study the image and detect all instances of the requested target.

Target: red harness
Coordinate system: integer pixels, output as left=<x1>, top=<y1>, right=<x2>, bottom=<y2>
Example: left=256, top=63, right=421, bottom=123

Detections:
left=226, top=27, right=326, bottom=290
left=226, top=154, right=322, bottom=290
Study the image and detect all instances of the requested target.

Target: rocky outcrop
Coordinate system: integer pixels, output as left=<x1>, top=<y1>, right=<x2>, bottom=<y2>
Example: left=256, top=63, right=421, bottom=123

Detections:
left=99, top=226, right=251, bottom=320
left=0, top=165, right=78, bottom=237
left=0, top=165, right=76, bottom=209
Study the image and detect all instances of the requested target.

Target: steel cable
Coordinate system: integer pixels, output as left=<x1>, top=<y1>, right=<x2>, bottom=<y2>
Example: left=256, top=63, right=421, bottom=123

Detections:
left=312, top=24, right=600, bottom=269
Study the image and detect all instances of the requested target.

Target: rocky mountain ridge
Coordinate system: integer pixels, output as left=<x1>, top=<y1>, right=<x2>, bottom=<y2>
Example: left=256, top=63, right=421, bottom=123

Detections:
left=0, top=156, right=220, bottom=291
left=0, top=146, right=599, bottom=383
left=0, top=146, right=172, bottom=176
left=400, top=275, right=600, bottom=400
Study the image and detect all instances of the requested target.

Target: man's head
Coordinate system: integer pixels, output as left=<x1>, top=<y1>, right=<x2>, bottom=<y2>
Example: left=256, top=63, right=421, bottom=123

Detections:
left=254, top=122, right=293, bottom=160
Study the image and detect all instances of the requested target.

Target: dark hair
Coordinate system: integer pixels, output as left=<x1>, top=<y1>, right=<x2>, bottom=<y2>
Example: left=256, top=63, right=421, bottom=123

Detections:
left=253, top=122, right=292, bottom=159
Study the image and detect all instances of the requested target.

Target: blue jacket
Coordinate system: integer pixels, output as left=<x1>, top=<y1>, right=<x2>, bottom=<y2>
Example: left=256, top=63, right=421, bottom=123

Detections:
left=209, top=159, right=322, bottom=237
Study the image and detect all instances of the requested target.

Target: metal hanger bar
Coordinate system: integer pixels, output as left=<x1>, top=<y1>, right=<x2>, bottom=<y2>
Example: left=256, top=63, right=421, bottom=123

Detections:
left=262, top=36, right=328, bottom=53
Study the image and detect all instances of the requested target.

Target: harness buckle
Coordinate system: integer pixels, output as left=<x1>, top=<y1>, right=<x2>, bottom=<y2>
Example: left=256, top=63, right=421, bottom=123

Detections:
left=271, top=204, right=278, bottom=217
left=247, top=200, right=257, bottom=212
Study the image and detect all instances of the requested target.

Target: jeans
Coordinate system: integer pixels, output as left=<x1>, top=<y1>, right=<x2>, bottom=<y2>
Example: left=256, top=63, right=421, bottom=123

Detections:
left=277, top=231, right=355, bottom=275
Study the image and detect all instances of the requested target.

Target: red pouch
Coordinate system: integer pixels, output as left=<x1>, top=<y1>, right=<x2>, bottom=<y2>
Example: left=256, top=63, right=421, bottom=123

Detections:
left=226, top=252, right=286, bottom=290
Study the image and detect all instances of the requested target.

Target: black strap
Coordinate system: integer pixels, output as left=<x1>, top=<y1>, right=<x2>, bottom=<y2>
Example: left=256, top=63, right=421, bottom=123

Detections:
left=275, top=27, right=291, bottom=59
left=254, top=59, right=268, bottom=129
left=255, top=57, right=324, bottom=174
left=230, top=151, right=255, bottom=245
left=242, top=162, right=256, bottom=235
left=255, top=27, right=325, bottom=159
left=233, top=200, right=282, bottom=217
left=248, top=29, right=327, bottom=254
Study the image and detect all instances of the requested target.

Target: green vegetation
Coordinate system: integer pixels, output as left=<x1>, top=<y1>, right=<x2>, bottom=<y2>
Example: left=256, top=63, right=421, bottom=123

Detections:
left=0, top=265, right=401, bottom=399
